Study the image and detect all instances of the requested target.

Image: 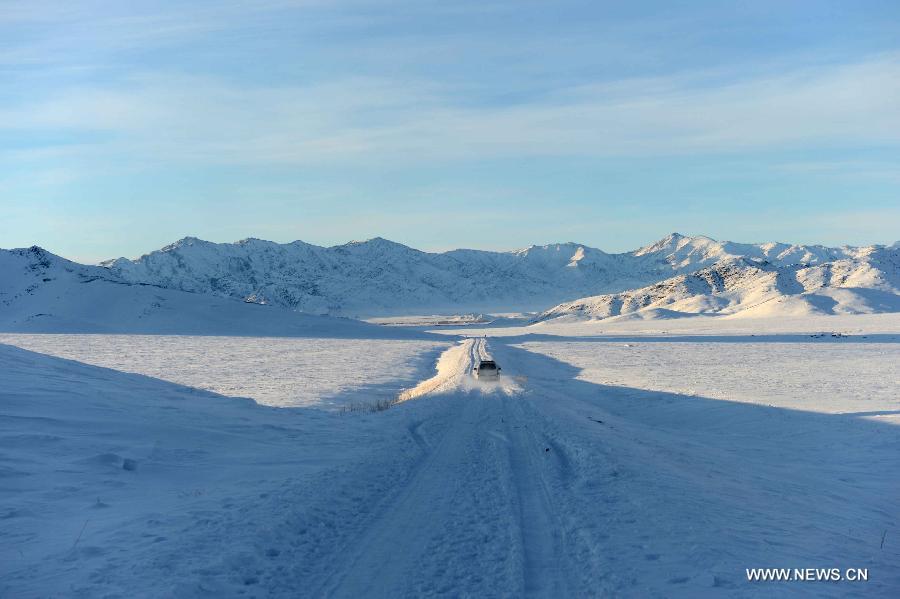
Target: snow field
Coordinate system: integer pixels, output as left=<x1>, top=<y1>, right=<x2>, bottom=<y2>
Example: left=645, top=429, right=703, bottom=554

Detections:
left=0, top=343, right=415, bottom=596
left=3, top=313, right=899, bottom=597
left=513, top=339, right=900, bottom=416
left=453, top=311, right=900, bottom=339
left=0, top=334, right=450, bottom=408
left=0, top=341, right=548, bottom=596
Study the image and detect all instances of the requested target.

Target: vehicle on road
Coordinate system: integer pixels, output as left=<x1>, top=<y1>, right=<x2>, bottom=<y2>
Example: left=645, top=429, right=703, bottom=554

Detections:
left=474, top=360, right=501, bottom=379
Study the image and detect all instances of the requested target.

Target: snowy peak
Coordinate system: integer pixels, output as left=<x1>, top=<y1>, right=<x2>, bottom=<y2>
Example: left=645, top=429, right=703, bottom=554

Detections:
left=4, top=245, right=117, bottom=283
left=513, top=241, right=588, bottom=256
left=508, top=242, right=611, bottom=271
left=341, top=236, right=403, bottom=248
left=159, top=236, right=208, bottom=252
left=333, top=237, right=424, bottom=258
left=12, top=245, right=64, bottom=268
left=633, top=232, right=688, bottom=256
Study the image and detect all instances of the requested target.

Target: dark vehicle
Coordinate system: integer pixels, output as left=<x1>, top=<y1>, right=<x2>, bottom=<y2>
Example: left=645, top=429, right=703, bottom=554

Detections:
left=474, top=360, right=501, bottom=380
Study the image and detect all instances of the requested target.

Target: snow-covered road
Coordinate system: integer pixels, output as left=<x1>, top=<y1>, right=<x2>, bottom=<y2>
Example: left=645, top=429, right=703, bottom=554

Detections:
left=316, top=339, right=573, bottom=597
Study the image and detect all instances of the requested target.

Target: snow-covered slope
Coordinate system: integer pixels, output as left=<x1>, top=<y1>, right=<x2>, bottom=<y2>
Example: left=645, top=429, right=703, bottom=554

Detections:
left=100, top=233, right=874, bottom=317
left=0, top=246, right=418, bottom=337
left=535, top=245, right=900, bottom=322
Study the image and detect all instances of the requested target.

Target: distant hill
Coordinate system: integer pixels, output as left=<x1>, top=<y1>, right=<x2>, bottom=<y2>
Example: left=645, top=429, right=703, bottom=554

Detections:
left=534, top=245, right=900, bottom=322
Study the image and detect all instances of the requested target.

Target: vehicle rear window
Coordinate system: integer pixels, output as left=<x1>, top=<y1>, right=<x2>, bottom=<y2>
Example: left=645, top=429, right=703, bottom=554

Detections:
left=480, top=362, right=496, bottom=369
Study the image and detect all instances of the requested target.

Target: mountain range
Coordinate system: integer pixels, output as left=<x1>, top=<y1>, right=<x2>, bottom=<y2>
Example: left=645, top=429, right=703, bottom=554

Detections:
left=2, top=233, right=898, bottom=328
left=98, top=233, right=894, bottom=318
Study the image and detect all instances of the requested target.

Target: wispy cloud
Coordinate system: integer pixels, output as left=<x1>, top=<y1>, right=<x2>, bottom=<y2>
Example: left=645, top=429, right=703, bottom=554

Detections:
left=3, top=54, right=899, bottom=168
left=774, top=155, right=900, bottom=179
left=0, top=0, right=337, bottom=69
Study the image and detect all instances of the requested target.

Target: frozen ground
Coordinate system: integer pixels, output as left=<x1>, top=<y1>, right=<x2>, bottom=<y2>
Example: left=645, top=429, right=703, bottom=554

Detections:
left=2, top=313, right=899, bottom=597
left=0, top=334, right=450, bottom=408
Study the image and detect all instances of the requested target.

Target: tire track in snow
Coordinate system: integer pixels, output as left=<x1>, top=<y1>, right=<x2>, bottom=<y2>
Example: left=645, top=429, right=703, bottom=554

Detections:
left=314, top=337, right=576, bottom=597
left=314, top=339, right=497, bottom=596
left=500, top=393, right=574, bottom=597
left=317, top=396, right=513, bottom=597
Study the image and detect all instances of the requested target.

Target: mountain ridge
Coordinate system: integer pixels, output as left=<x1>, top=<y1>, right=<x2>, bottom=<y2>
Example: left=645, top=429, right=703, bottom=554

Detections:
left=96, top=233, right=881, bottom=317
left=0, top=246, right=428, bottom=337
left=4, top=234, right=895, bottom=322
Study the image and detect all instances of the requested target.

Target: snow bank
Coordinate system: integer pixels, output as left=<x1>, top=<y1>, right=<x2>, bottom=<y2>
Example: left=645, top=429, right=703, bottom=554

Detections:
left=398, top=338, right=520, bottom=401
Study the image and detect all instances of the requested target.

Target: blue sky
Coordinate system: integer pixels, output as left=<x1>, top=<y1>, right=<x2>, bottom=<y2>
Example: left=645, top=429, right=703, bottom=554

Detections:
left=1, top=0, right=899, bottom=262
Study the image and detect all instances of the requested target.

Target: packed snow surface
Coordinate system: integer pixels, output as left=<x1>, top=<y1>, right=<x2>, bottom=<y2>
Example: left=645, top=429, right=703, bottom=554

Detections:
left=3, top=312, right=899, bottom=597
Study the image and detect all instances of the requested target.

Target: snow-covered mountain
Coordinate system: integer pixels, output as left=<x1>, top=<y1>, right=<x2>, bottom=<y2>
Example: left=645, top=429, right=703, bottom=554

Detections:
left=534, top=245, right=900, bottom=322
left=7, top=234, right=893, bottom=326
left=99, top=233, right=873, bottom=317
left=0, top=246, right=418, bottom=337
left=100, top=237, right=629, bottom=316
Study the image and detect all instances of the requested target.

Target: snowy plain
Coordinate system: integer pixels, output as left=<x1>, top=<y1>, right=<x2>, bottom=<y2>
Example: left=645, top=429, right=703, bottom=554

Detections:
left=0, top=334, right=450, bottom=408
left=2, top=313, right=899, bottom=597
left=0, top=342, right=446, bottom=596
